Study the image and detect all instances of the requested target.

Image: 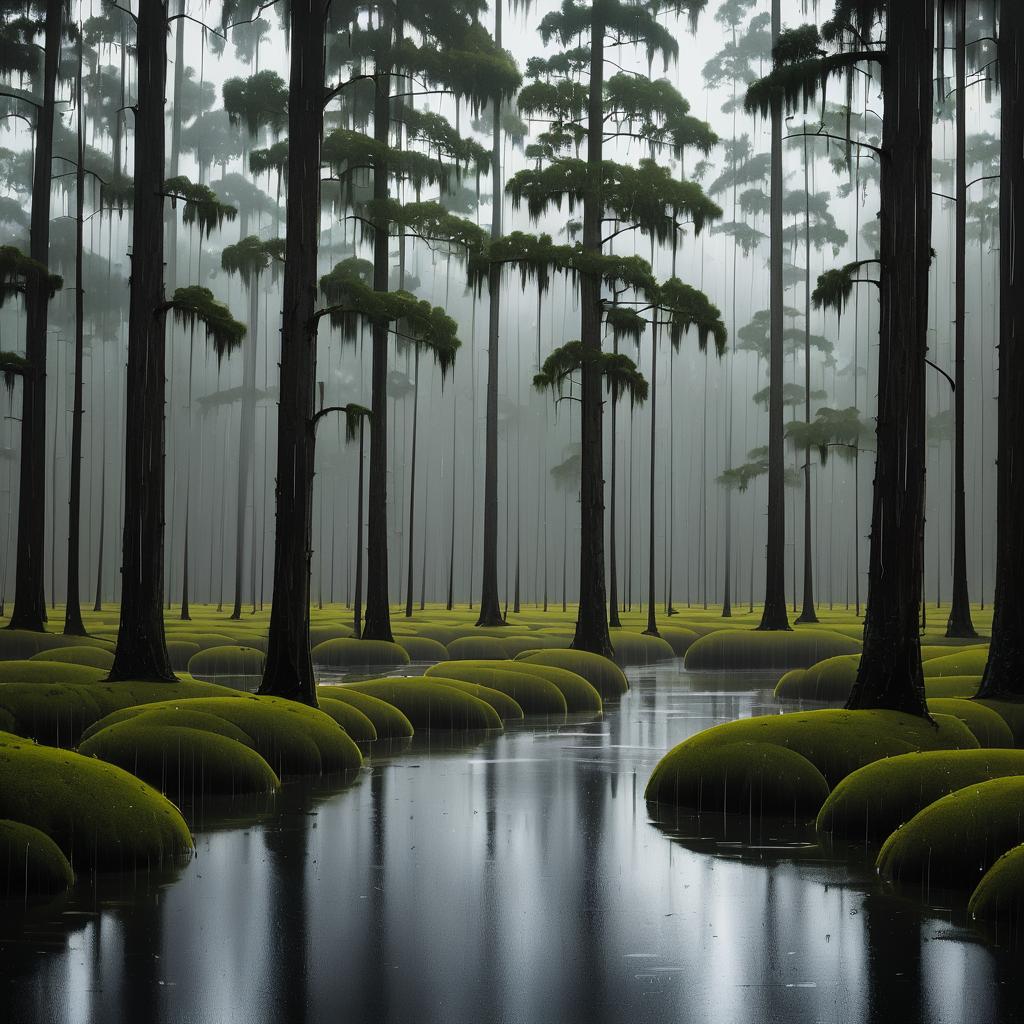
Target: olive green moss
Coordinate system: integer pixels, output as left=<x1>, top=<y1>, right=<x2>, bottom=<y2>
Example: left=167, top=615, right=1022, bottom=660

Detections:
left=426, top=662, right=567, bottom=716
left=187, top=645, right=265, bottom=681
left=445, top=636, right=512, bottom=661
left=0, top=630, right=111, bottom=660
left=482, top=660, right=602, bottom=714
left=968, top=844, right=1024, bottom=942
left=83, top=695, right=362, bottom=777
left=926, top=698, right=1014, bottom=748
left=608, top=630, right=676, bottom=667
left=877, top=777, right=1024, bottom=891
left=395, top=636, right=449, bottom=662
left=684, top=628, right=861, bottom=671
left=923, top=648, right=990, bottom=678
left=417, top=675, right=524, bottom=720
left=309, top=626, right=355, bottom=647
left=80, top=721, right=281, bottom=798
left=658, top=627, right=701, bottom=657
left=316, top=687, right=414, bottom=740
left=817, top=749, right=1024, bottom=845
left=0, top=731, right=193, bottom=871
left=311, top=637, right=411, bottom=669
left=499, top=635, right=571, bottom=656
left=341, top=678, right=502, bottom=731
left=411, top=626, right=464, bottom=646
left=775, top=655, right=859, bottom=702
left=976, top=701, right=1024, bottom=746
left=0, top=661, right=107, bottom=685
left=0, top=818, right=75, bottom=895
left=29, top=646, right=115, bottom=671
left=306, top=697, right=377, bottom=742
left=164, top=632, right=236, bottom=652
left=645, top=740, right=829, bottom=817
left=647, top=709, right=977, bottom=809
left=167, top=640, right=202, bottom=670
left=516, top=650, right=629, bottom=699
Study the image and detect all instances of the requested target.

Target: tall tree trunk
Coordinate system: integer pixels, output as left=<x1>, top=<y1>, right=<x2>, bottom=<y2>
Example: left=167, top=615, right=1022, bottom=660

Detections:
left=92, top=418, right=106, bottom=612
left=946, top=0, right=976, bottom=638
left=353, top=420, right=365, bottom=635
left=846, top=0, right=934, bottom=715
left=758, top=0, right=790, bottom=632
left=64, top=36, right=87, bottom=638
left=404, top=349, right=419, bottom=617
left=608, top=335, right=621, bottom=627
left=257, top=0, right=325, bottom=704
left=976, top=1, right=1024, bottom=698
left=644, top=321, right=659, bottom=636
left=574, top=12, right=613, bottom=657
left=110, top=0, right=174, bottom=681
left=446, top=398, right=456, bottom=610
left=9, top=0, right=62, bottom=633
left=363, top=68, right=394, bottom=642
left=232, top=282, right=259, bottom=619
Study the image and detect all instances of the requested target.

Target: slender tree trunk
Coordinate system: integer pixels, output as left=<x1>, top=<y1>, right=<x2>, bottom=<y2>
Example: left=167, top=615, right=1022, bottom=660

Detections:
left=257, top=0, right=325, bottom=704
left=447, top=397, right=456, bottom=610
left=644, top=322, right=659, bottom=636
left=574, top=12, right=613, bottom=657
left=608, top=335, right=621, bottom=627
left=353, top=420, right=365, bottom=635
left=9, top=0, right=62, bottom=633
left=92, top=419, right=106, bottom=612
left=976, top=3, right=1024, bottom=698
left=404, top=349, right=419, bottom=617
left=110, top=0, right=174, bottom=681
left=758, top=0, right=790, bottom=632
left=946, top=0, right=976, bottom=638
left=846, top=0, right=934, bottom=716
left=231, top=282, right=259, bottom=619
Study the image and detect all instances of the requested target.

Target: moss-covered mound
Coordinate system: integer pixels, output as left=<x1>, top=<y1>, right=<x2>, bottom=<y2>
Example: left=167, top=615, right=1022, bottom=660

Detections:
left=926, top=675, right=982, bottom=698
left=486, top=660, right=602, bottom=714
left=645, top=740, right=829, bottom=817
left=316, top=687, right=414, bottom=740
left=658, top=627, right=701, bottom=657
left=647, top=709, right=977, bottom=817
left=29, top=646, right=115, bottom=671
left=926, top=698, right=1014, bottom=748
left=426, top=662, right=567, bottom=716
left=187, top=645, right=265, bottom=681
left=445, top=636, right=511, bottom=661
left=775, top=655, right=858, bottom=702
left=394, top=636, right=449, bottom=662
left=499, top=635, right=571, bottom=657
left=82, top=695, right=362, bottom=777
left=0, top=660, right=107, bottom=685
left=411, top=626, right=463, bottom=646
left=0, top=818, right=75, bottom=895
left=166, top=632, right=235, bottom=652
left=978, top=701, right=1024, bottom=747
left=79, top=720, right=281, bottom=798
left=968, top=844, right=1024, bottom=942
left=0, top=731, right=192, bottom=871
left=0, top=630, right=111, bottom=660
left=167, top=640, right=202, bottom=670
left=516, top=650, right=629, bottom=699
left=305, top=698, right=377, bottom=742
left=817, top=749, right=1024, bottom=845
left=609, top=631, right=676, bottom=667
left=341, top=678, right=502, bottom=731
left=311, top=638, right=410, bottom=670
left=309, top=625, right=355, bottom=647
left=684, top=628, right=860, bottom=671
left=418, top=676, right=524, bottom=721
left=877, top=777, right=1024, bottom=891
left=923, top=648, right=989, bottom=678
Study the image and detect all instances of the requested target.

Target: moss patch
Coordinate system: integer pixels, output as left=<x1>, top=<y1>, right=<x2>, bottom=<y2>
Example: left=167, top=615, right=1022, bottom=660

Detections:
left=426, top=662, right=567, bottom=716
left=684, top=628, right=861, bottom=671
left=977, top=701, right=1024, bottom=747
left=923, top=648, right=990, bottom=678
left=0, top=731, right=192, bottom=871
left=309, top=625, right=355, bottom=647
left=306, top=698, right=377, bottom=742
left=0, top=630, right=111, bottom=660
left=316, top=687, right=414, bottom=740
left=395, top=636, right=449, bottom=662
left=658, top=627, right=701, bottom=657
left=0, top=818, right=75, bottom=895
left=968, top=844, right=1024, bottom=942
left=312, top=638, right=411, bottom=669
left=818, top=749, right=1024, bottom=845
left=29, top=646, right=115, bottom=671
left=473, top=660, right=601, bottom=714
left=417, top=676, right=524, bottom=720
left=445, top=636, right=511, bottom=661
left=877, top=777, right=1024, bottom=891
left=609, top=630, right=676, bottom=667
left=167, top=640, right=202, bottom=670
left=187, top=645, right=265, bottom=680
left=499, top=635, right=571, bottom=656
left=926, top=698, right=1014, bottom=748
left=0, top=661, right=107, bottom=685
left=341, top=678, right=502, bottom=731
left=516, top=650, right=629, bottom=699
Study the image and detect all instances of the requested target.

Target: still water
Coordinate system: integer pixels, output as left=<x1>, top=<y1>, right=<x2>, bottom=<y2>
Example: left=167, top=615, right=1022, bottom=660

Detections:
left=2, top=664, right=1022, bottom=1024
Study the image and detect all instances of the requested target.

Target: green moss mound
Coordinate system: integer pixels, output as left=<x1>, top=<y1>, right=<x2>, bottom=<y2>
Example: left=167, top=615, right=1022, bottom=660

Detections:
left=923, top=648, right=990, bottom=678
left=968, top=844, right=1024, bottom=941
left=0, top=818, right=75, bottom=895
left=187, top=645, right=265, bottom=680
left=426, top=662, right=567, bottom=716
left=411, top=626, right=463, bottom=646
left=167, top=640, right=202, bottom=670
left=445, top=636, right=511, bottom=661
left=658, top=627, right=701, bottom=657
left=977, top=701, right=1024, bottom=746
left=79, top=721, right=281, bottom=798
left=29, top=646, right=115, bottom=671
left=926, top=698, right=1014, bottom=748
left=818, top=749, right=1024, bottom=845
left=418, top=676, right=524, bottom=721
left=499, top=635, right=571, bottom=656
left=0, top=731, right=192, bottom=871
left=309, top=625, right=355, bottom=647
left=311, top=638, right=411, bottom=669
left=0, top=660, right=107, bottom=685
left=82, top=695, right=362, bottom=777
left=306, top=698, right=377, bottom=742
left=395, top=636, right=449, bottom=662
left=165, top=632, right=236, bottom=652
left=341, top=678, right=502, bottom=731
left=877, top=777, right=1024, bottom=891
left=645, top=740, right=829, bottom=816
left=684, top=628, right=860, bottom=671
left=472, top=660, right=601, bottom=714
left=926, top=675, right=982, bottom=697
left=609, top=631, right=676, bottom=667
left=0, top=630, right=110, bottom=660
left=516, top=650, right=629, bottom=699
left=316, top=687, right=414, bottom=740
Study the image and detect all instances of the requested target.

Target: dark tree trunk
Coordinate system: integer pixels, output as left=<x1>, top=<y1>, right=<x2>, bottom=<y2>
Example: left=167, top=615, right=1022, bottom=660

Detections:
left=353, top=420, right=365, bottom=635
left=946, top=0, right=976, bottom=638
left=846, top=1, right=934, bottom=716
left=92, top=421, right=106, bottom=612
left=110, top=0, right=174, bottom=680
left=446, top=398, right=456, bottom=610
left=362, top=69, right=394, bottom=642
left=644, top=322, right=659, bottom=636
left=573, top=12, right=613, bottom=658
left=231, top=282, right=259, bottom=619
left=976, top=1, right=1024, bottom=699
left=404, top=349, right=419, bottom=617
left=9, top=0, right=61, bottom=633
left=608, top=336, right=622, bottom=627
left=257, top=0, right=325, bottom=705
left=758, top=0, right=789, bottom=632
left=64, top=36, right=87, bottom=638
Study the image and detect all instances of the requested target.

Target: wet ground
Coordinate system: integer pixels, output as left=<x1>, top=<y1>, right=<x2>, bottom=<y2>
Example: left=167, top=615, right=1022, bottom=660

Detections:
left=2, top=663, right=1022, bottom=1023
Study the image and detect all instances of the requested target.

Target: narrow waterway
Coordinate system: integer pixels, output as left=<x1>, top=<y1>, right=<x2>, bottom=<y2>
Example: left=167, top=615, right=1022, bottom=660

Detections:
left=2, top=663, right=1020, bottom=1024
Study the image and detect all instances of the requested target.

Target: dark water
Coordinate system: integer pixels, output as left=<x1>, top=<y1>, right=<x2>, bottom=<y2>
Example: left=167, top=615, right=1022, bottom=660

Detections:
left=3, top=664, right=1022, bottom=1024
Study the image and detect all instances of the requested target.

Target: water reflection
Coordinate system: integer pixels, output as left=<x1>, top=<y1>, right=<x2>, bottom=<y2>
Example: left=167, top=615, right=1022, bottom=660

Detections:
left=2, top=662, right=1020, bottom=1023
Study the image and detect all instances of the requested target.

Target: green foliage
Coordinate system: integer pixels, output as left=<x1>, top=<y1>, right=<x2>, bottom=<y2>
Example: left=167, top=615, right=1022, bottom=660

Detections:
left=0, top=245, right=62, bottom=306
left=164, top=176, right=238, bottom=237
left=658, top=277, right=727, bottom=354
left=786, top=406, right=869, bottom=464
left=534, top=341, right=649, bottom=408
left=221, top=235, right=285, bottom=287
left=813, top=260, right=878, bottom=319
left=170, top=286, right=247, bottom=363
left=222, top=70, right=288, bottom=136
